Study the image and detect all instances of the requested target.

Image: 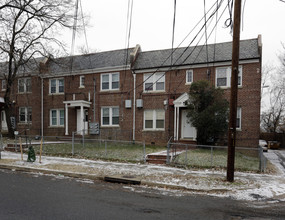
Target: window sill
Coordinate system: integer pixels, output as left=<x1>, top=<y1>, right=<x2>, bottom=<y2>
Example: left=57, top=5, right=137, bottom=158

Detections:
left=18, top=122, right=32, bottom=125
left=185, top=82, right=193, bottom=85
left=143, top=90, right=165, bottom=94
left=49, top=93, right=64, bottom=95
left=79, top=86, right=85, bottom=89
left=101, top=125, right=120, bottom=128
left=216, top=86, right=243, bottom=89
left=100, top=89, right=120, bottom=93
left=48, top=126, right=64, bottom=128
left=143, top=129, right=165, bottom=131
left=18, top=92, right=32, bottom=94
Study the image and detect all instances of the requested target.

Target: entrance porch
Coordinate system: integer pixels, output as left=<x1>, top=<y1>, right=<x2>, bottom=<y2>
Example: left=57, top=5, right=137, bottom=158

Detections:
left=173, top=93, right=197, bottom=142
left=63, top=100, right=91, bottom=136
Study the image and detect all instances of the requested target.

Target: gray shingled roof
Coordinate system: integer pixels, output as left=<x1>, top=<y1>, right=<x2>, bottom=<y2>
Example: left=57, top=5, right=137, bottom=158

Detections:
left=133, top=38, right=260, bottom=70
left=47, top=48, right=133, bottom=74
left=0, top=38, right=260, bottom=77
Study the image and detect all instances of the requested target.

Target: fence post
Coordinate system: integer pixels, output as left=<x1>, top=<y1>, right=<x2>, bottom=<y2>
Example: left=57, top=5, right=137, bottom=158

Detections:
left=259, top=147, right=266, bottom=172
left=105, top=140, right=107, bottom=157
left=166, top=142, right=170, bottom=165
left=72, top=132, right=75, bottom=156
left=143, top=141, right=146, bottom=163
left=42, top=136, right=45, bottom=152
left=211, top=146, right=213, bottom=168
left=14, top=134, right=17, bottom=151
left=82, top=129, right=85, bottom=148
left=185, top=144, right=188, bottom=166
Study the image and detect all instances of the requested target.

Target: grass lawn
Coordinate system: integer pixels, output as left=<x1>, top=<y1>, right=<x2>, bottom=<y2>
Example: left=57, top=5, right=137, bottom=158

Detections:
left=32, top=141, right=260, bottom=172
left=173, top=148, right=260, bottom=172
left=33, top=141, right=166, bottom=163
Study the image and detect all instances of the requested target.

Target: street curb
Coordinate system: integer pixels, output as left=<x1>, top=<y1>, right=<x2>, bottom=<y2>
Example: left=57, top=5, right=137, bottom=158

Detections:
left=0, top=163, right=104, bottom=181
left=0, top=163, right=230, bottom=194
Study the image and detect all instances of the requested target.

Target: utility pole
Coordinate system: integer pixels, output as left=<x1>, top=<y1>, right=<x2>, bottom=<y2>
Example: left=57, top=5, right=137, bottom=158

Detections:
left=227, top=0, right=242, bottom=182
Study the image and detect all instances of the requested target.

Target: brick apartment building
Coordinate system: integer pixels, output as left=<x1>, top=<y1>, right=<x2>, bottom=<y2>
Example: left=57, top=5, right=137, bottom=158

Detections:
left=0, top=36, right=262, bottom=147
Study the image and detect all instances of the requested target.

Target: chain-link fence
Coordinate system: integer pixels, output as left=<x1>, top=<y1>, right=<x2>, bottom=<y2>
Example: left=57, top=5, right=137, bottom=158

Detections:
left=5, top=134, right=267, bottom=172
left=8, top=134, right=151, bottom=163
left=166, top=142, right=267, bottom=172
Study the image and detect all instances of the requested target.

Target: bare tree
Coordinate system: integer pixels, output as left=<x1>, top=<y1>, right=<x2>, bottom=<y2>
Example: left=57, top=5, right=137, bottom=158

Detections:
left=261, top=51, right=285, bottom=133
left=0, top=0, right=75, bottom=137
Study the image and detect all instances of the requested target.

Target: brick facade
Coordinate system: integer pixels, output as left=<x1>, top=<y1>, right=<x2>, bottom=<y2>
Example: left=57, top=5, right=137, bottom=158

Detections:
left=0, top=38, right=262, bottom=147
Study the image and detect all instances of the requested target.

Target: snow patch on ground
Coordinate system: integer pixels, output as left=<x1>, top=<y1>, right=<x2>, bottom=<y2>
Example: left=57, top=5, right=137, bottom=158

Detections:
left=1, top=151, right=285, bottom=202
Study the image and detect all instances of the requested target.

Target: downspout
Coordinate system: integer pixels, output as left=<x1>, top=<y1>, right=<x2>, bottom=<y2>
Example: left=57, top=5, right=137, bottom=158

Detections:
left=132, top=71, right=136, bottom=142
left=41, top=77, right=44, bottom=137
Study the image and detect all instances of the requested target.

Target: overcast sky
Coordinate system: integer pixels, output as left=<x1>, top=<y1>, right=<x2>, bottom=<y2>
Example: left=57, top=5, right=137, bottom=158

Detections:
left=63, top=0, right=285, bottom=67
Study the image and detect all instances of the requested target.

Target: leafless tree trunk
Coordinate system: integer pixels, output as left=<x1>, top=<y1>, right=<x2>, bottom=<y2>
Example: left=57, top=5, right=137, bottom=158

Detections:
left=261, top=50, right=285, bottom=133
left=0, top=0, right=76, bottom=137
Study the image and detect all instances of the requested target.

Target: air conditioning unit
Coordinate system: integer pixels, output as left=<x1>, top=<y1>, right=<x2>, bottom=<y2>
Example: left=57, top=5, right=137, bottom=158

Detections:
left=136, top=99, right=143, bottom=108
left=125, top=100, right=132, bottom=108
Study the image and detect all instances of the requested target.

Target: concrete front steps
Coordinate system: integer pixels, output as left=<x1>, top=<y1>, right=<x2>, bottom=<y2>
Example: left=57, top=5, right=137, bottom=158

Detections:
left=146, top=150, right=186, bottom=165
left=146, top=140, right=197, bottom=164
left=146, top=151, right=169, bottom=164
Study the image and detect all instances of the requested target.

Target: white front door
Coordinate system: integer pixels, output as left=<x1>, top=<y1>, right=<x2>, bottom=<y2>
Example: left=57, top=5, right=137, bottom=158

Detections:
left=181, top=110, right=196, bottom=140
left=1, top=110, right=7, bottom=131
left=76, top=109, right=88, bottom=135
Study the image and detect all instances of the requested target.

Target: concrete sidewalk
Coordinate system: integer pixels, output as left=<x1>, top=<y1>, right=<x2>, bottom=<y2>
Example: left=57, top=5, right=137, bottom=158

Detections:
left=0, top=150, right=285, bottom=202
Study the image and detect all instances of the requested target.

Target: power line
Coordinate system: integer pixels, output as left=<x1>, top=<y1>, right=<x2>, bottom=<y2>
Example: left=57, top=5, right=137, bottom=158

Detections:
left=122, top=0, right=134, bottom=94
left=204, top=0, right=209, bottom=65
left=80, top=0, right=89, bottom=54
left=155, top=2, right=229, bottom=94
left=132, top=0, right=226, bottom=94
left=71, top=0, right=79, bottom=57
left=171, top=0, right=177, bottom=66
left=142, top=0, right=227, bottom=93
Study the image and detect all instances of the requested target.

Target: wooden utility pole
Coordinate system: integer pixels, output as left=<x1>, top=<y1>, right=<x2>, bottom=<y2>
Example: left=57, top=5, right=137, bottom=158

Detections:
left=227, top=0, right=242, bottom=182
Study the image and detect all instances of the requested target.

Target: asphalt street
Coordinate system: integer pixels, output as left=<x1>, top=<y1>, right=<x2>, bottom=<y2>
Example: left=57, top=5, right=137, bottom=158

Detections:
left=1, top=168, right=285, bottom=220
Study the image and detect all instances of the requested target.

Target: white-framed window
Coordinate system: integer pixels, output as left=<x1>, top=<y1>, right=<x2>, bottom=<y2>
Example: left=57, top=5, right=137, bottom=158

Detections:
left=2, top=79, right=6, bottom=91
left=186, top=69, right=193, bottom=84
left=101, top=107, right=119, bottom=126
left=18, top=78, right=31, bottom=93
left=215, top=66, right=242, bottom=88
left=101, top=72, right=119, bottom=91
left=50, top=78, right=64, bottom=94
left=144, top=72, right=165, bottom=92
left=19, top=107, right=32, bottom=123
left=144, top=109, right=165, bottom=130
left=79, top=76, right=85, bottom=88
left=236, top=107, right=241, bottom=130
left=50, top=109, right=64, bottom=126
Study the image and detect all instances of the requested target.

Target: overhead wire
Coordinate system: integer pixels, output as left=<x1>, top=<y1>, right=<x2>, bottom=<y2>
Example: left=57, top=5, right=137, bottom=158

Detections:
left=213, top=0, right=219, bottom=66
left=224, top=0, right=233, bottom=32
left=203, top=0, right=209, bottom=66
left=171, top=0, right=177, bottom=66
left=150, top=0, right=229, bottom=93
left=123, top=0, right=134, bottom=96
left=80, top=0, right=90, bottom=54
left=71, top=0, right=79, bottom=57
left=131, top=0, right=225, bottom=94
left=241, top=0, right=247, bottom=31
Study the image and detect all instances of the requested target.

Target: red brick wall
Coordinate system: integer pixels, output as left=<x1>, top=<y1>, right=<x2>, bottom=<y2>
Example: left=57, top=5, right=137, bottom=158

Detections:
left=134, top=62, right=261, bottom=147
left=0, top=60, right=261, bottom=148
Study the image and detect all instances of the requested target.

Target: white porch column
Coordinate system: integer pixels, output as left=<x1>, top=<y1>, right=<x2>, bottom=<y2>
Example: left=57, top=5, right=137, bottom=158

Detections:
left=174, top=106, right=177, bottom=140
left=176, top=107, right=180, bottom=141
left=65, top=104, right=69, bottom=135
left=80, top=105, right=84, bottom=135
